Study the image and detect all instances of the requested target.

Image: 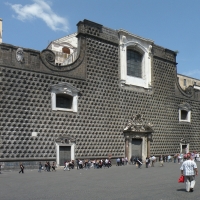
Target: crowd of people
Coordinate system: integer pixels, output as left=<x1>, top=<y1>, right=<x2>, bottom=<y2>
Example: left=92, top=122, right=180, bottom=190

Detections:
left=129, top=152, right=200, bottom=169
left=75, top=158, right=112, bottom=170
left=14, top=151, right=200, bottom=175
left=116, top=157, right=128, bottom=166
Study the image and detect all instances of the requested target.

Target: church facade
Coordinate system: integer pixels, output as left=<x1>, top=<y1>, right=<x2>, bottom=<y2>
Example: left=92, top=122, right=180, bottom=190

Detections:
left=0, top=19, right=200, bottom=168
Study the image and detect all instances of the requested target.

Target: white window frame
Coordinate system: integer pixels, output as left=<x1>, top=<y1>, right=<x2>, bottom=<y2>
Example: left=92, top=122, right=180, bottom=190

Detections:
left=51, top=82, right=79, bottom=112
left=179, top=109, right=191, bottom=122
left=119, top=30, right=153, bottom=89
left=178, top=102, right=191, bottom=123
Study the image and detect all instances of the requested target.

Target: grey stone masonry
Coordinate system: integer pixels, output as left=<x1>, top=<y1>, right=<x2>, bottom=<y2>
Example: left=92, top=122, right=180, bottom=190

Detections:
left=0, top=19, right=200, bottom=166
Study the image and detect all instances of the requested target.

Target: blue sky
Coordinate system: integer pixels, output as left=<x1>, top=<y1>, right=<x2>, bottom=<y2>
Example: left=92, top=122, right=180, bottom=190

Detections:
left=1, top=0, right=200, bottom=79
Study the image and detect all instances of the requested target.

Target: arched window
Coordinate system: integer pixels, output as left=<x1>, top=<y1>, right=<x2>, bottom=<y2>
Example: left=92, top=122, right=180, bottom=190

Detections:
left=119, top=32, right=153, bottom=89
left=127, top=50, right=142, bottom=78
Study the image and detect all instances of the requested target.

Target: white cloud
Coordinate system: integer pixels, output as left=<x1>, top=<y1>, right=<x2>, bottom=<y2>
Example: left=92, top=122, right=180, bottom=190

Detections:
left=6, top=0, right=68, bottom=32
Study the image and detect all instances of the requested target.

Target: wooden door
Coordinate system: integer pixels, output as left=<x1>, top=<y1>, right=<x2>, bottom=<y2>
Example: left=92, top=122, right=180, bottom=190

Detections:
left=59, top=146, right=71, bottom=165
left=131, top=139, right=142, bottom=158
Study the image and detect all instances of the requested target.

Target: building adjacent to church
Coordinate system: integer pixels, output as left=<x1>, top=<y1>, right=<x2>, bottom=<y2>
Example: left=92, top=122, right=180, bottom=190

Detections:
left=1, top=19, right=200, bottom=168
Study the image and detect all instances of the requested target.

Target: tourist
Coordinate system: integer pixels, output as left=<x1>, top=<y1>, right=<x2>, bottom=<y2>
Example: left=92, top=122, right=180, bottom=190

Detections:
left=79, top=159, right=83, bottom=169
left=93, top=159, right=97, bottom=169
left=47, top=162, right=51, bottom=172
left=125, top=157, right=128, bottom=165
left=98, top=160, right=103, bottom=168
left=116, top=158, right=120, bottom=166
left=137, top=158, right=142, bottom=169
left=145, top=157, right=150, bottom=168
left=76, top=159, right=79, bottom=170
left=196, top=152, right=199, bottom=161
left=52, top=162, right=56, bottom=171
left=178, top=154, right=181, bottom=164
left=64, top=161, right=70, bottom=171
left=165, top=155, right=168, bottom=162
left=88, top=160, right=91, bottom=169
left=191, top=152, right=195, bottom=160
left=151, top=155, right=156, bottom=167
left=38, top=162, right=42, bottom=172
left=108, top=159, right=112, bottom=167
left=84, top=159, right=88, bottom=169
left=130, top=156, right=134, bottom=165
left=44, top=162, right=48, bottom=171
left=19, top=163, right=24, bottom=174
left=167, top=155, right=171, bottom=162
left=105, top=158, right=109, bottom=168
left=180, top=153, right=198, bottom=192
left=69, top=160, right=74, bottom=169
left=120, top=158, right=122, bottom=166
left=173, top=154, right=177, bottom=163
left=160, top=155, right=164, bottom=167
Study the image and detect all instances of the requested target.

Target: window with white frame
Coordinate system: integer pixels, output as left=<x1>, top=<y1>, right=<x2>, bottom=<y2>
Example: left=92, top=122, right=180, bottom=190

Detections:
left=119, top=30, right=153, bottom=89
left=56, top=93, right=73, bottom=109
left=179, top=102, right=191, bottom=122
left=127, top=49, right=142, bottom=78
left=51, top=82, right=79, bottom=112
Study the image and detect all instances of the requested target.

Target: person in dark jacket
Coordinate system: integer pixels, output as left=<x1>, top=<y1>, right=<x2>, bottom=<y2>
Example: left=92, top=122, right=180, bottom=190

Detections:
left=76, top=159, right=79, bottom=170
left=19, top=163, right=24, bottom=174
left=52, top=162, right=56, bottom=171
left=137, top=158, right=143, bottom=169
left=38, top=162, right=42, bottom=172
left=145, top=157, right=150, bottom=168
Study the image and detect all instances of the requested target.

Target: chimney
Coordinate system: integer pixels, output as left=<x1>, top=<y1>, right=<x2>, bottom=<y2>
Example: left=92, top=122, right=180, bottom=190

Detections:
left=0, top=18, right=2, bottom=43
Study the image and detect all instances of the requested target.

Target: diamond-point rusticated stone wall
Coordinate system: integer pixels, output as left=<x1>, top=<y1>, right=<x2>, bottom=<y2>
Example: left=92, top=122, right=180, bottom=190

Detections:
left=1, top=19, right=200, bottom=167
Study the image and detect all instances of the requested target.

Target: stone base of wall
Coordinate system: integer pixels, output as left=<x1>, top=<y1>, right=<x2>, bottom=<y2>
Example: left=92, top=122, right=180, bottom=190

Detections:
left=0, top=160, right=56, bottom=171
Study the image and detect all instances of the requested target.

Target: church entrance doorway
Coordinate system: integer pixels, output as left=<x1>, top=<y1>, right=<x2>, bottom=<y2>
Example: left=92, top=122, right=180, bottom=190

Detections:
left=59, top=146, right=71, bottom=165
left=131, top=139, right=142, bottom=158
left=55, top=135, right=75, bottom=166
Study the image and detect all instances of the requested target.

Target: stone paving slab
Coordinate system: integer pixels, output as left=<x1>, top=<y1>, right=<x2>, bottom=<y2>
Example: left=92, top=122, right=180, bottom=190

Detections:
left=0, top=162, right=200, bottom=200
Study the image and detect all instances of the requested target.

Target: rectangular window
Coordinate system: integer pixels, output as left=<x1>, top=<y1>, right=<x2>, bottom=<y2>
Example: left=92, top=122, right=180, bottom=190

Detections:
left=51, top=82, right=79, bottom=113
left=184, top=79, right=186, bottom=86
left=127, top=50, right=142, bottom=78
left=56, top=94, right=73, bottom=109
left=181, top=110, right=188, bottom=120
left=179, top=109, right=191, bottom=122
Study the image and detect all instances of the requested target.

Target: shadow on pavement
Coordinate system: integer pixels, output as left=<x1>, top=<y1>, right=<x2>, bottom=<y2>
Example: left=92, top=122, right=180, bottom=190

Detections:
left=176, top=188, right=186, bottom=192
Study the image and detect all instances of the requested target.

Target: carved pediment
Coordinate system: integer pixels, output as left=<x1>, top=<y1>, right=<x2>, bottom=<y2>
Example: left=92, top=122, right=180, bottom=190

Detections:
left=50, top=82, right=79, bottom=94
left=124, top=114, right=154, bottom=132
left=180, top=138, right=189, bottom=144
left=178, top=102, right=191, bottom=111
left=55, top=135, right=76, bottom=144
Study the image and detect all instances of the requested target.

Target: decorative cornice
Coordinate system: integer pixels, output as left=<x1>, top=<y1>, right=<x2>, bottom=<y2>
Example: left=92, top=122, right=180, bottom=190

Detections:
left=118, top=29, right=154, bottom=44
left=124, top=114, right=154, bottom=132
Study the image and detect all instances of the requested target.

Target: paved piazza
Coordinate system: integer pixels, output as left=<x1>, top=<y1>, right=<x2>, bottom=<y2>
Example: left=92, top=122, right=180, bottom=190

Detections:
left=1, top=161, right=200, bottom=200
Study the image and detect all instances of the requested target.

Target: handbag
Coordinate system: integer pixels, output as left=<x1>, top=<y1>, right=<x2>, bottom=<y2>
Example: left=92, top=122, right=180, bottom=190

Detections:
left=178, top=175, right=185, bottom=183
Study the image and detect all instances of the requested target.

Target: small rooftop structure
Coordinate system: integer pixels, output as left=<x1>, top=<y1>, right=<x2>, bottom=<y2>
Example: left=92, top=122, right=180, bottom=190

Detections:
left=47, top=33, right=78, bottom=66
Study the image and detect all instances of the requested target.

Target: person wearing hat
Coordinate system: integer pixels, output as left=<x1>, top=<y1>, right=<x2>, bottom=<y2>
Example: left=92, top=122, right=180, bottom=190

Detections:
left=180, top=153, right=198, bottom=192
